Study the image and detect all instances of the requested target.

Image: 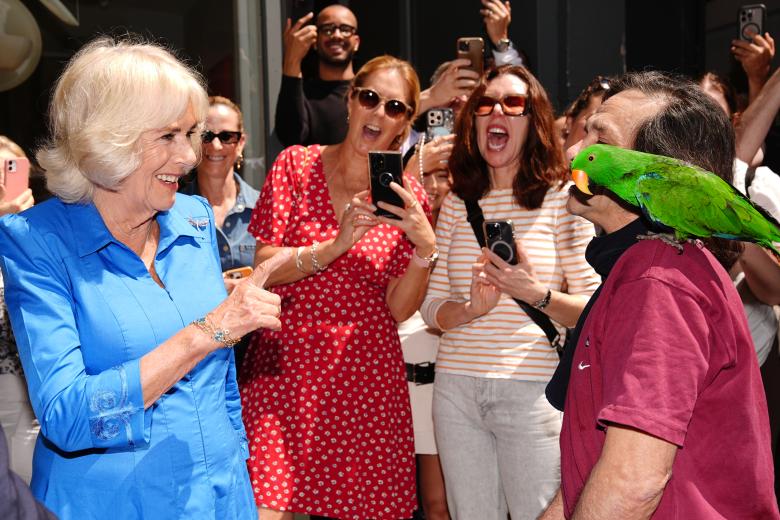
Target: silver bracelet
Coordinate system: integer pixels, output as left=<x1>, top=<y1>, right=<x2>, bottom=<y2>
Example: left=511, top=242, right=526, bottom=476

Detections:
left=295, top=246, right=308, bottom=273
left=310, top=241, right=324, bottom=273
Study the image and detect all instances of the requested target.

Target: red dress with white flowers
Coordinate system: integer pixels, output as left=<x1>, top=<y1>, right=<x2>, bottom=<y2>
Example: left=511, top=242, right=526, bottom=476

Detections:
left=240, top=145, right=422, bottom=519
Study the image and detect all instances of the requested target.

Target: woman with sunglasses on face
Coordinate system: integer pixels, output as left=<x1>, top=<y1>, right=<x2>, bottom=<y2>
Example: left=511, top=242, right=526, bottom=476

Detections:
left=421, top=65, right=599, bottom=519
left=240, top=55, right=436, bottom=520
left=180, top=96, right=260, bottom=295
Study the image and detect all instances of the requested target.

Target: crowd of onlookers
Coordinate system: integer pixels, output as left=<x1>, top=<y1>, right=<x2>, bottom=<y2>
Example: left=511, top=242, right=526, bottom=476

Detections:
left=2, top=1, right=780, bottom=519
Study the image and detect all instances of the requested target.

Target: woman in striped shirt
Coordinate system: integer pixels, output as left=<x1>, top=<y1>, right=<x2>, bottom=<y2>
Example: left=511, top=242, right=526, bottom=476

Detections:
left=421, top=65, right=600, bottom=519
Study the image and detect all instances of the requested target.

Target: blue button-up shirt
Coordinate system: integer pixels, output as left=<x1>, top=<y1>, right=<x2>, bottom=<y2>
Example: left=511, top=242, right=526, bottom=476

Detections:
left=180, top=172, right=260, bottom=271
left=0, top=194, right=256, bottom=519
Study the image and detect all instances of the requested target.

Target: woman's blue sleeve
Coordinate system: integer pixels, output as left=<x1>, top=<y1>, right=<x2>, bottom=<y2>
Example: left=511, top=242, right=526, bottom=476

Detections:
left=0, top=215, right=151, bottom=452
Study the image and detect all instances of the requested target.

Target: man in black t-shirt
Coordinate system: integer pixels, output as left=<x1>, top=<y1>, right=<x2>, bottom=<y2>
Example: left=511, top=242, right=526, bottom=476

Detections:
left=275, top=4, right=359, bottom=146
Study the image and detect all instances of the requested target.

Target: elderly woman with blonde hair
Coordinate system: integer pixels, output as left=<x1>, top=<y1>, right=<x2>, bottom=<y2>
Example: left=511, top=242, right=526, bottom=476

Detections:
left=0, top=36, right=286, bottom=519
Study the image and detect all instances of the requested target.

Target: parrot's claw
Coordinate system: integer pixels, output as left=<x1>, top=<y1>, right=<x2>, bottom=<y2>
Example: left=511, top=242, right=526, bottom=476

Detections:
left=636, top=232, right=685, bottom=254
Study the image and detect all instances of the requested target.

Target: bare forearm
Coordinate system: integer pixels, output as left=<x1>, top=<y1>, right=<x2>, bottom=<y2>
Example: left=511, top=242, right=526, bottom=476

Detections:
left=572, top=426, right=674, bottom=520
left=740, top=243, right=780, bottom=305
left=139, top=325, right=215, bottom=408
left=418, top=88, right=444, bottom=114
left=543, top=291, right=589, bottom=328
left=435, top=299, right=482, bottom=330
left=572, top=462, right=664, bottom=519
left=254, top=239, right=347, bottom=287
left=736, top=73, right=780, bottom=162
left=386, top=263, right=432, bottom=322
left=538, top=488, right=565, bottom=520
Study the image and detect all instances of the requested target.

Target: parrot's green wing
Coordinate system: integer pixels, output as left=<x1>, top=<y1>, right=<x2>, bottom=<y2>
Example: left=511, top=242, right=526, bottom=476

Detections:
left=632, top=161, right=780, bottom=255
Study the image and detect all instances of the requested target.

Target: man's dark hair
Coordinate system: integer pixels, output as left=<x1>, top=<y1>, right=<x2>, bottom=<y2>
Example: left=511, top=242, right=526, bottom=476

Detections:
left=604, top=70, right=743, bottom=267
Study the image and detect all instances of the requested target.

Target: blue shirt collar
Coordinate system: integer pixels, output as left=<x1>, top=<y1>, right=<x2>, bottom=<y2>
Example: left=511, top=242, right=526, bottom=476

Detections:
left=68, top=199, right=205, bottom=258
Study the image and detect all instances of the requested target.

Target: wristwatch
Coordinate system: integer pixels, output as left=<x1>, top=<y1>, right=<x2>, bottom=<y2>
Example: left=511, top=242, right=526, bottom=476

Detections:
left=495, top=38, right=513, bottom=53
left=531, top=289, right=552, bottom=310
left=413, top=247, right=440, bottom=270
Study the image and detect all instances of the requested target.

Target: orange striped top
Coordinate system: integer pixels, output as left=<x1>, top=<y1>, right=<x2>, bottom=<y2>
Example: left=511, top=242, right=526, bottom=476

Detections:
left=421, top=186, right=600, bottom=381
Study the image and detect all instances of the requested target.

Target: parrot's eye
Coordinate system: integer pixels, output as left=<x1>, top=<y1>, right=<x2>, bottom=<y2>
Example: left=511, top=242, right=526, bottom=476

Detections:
left=588, top=154, right=595, bottom=162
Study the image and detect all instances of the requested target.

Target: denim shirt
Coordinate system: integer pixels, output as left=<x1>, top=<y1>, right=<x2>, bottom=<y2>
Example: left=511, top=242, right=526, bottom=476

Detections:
left=180, top=171, right=260, bottom=271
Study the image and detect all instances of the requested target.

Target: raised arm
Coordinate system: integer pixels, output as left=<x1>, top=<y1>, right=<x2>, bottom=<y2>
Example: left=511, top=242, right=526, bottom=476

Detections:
left=735, top=66, right=780, bottom=163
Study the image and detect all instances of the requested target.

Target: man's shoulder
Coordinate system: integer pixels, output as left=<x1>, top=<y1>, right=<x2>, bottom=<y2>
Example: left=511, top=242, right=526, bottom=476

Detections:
left=608, top=239, right=737, bottom=307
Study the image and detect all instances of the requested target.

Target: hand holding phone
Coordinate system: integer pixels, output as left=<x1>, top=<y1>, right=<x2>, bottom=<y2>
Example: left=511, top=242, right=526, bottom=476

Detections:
left=457, top=37, right=485, bottom=76
left=739, top=4, right=766, bottom=41
left=483, top=219, right=517, bottom=265
left=426, top=108, right=455, bottom=141
left=369, top=151, right=405, bottom=219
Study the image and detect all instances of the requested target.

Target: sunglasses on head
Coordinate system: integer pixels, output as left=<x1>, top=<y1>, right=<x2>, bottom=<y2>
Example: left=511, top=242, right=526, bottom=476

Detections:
left=317, top=23, right=357, bottom=37
left=201, top=130, right=242, bottom=144
left=475, top=94, right=529, bottom=117
left=352, top=87, right=413, bottom=119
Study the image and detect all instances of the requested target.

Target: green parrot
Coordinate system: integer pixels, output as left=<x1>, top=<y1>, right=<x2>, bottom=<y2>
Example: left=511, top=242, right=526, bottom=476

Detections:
left=570, top=143, right=780, bottom=256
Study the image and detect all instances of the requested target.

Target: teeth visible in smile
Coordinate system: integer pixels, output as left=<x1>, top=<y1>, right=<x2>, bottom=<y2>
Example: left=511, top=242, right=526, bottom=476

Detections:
left=366, top=124, right=380, bottom=132
left=156, top=174, right=178, bottom=183
left=488, top=127, right=508, bottom=135
left=206, top=155, right=226, bottom=161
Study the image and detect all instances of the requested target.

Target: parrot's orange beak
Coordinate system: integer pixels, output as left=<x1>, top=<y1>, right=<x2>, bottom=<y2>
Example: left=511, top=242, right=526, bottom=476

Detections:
left=571, top=169, right=592, bottom=195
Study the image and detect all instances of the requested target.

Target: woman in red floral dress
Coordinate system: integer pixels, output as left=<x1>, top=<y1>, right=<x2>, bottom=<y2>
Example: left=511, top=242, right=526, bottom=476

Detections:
left=240, top=56, right=438, bottom=520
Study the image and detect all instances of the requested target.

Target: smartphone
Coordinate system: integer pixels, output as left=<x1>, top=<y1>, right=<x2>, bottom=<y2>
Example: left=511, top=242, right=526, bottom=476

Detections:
left=739, top=4, right=766, bottom=41
left=223, top=266, right=253, bottom=279
left=425, top=108, right=455, bottom=141
left=457, top=37, right=485, bottom=76
left=289, top=0, right=315, bottom=22
left=2, top=157, right=30, bottom=202
left=483, top=219, right=517, bottom=265
left=369, top=151, right=404, bottom=219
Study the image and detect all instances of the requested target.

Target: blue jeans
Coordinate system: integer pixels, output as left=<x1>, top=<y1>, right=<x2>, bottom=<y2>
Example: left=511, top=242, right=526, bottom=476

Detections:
left=433, top=373, right=562, bottom=519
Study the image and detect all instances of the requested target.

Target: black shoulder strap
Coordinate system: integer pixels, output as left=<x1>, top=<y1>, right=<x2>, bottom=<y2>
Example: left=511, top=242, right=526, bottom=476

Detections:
left=463, top=199, right=563, bottom=352
left=745, top=166, right=757, bottom=194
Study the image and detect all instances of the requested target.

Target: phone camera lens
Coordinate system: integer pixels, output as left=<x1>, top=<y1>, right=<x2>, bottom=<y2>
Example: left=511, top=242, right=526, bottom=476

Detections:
left=379, top=171, right=394, bottom=187
left=490, top=241, right=514, bottom=263
left=458, top=40, right=470, bottom=52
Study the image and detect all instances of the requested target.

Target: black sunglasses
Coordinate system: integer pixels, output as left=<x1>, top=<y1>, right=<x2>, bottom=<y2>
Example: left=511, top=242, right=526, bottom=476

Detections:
left=352, top=87, right=413, bottom=119
left=201, top=130, right=242, bottom=144
left=317, top=23, right=357, bottom=37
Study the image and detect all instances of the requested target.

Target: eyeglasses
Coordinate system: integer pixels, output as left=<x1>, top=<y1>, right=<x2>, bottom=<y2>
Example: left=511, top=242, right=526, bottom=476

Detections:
left=317, top=23, right=357, bottom=37
left=201, top=130, right=242, bottom=144
left=352, top=87, right=413, bottom=119
left=475, top=94, right=529, bottom=117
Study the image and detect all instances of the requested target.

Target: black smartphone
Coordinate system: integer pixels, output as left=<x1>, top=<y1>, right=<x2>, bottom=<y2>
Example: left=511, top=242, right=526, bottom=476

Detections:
left=369, top=151, right=404, bottom=220
left=483, top=219, right=517, bottom=265
left=739, top=4, right=766, bottom=41
left=425, top=108, right=455, bottom=142
left=457, top=37, right=485, bottom=76
left=289, top=0, right=315, bottom=22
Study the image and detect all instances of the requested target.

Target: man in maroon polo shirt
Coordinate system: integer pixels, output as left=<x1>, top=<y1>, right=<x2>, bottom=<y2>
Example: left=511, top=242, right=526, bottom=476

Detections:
left=539, top=71, right=780, bottom=519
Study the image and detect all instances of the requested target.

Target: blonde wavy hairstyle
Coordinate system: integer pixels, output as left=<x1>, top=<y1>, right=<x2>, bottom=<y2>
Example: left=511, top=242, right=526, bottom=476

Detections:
left=37, top=36, right=209, bottom=203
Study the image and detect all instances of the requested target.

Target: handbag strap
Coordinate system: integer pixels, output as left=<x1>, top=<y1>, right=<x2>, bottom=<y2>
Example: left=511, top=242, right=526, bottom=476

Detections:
left=464, top=199, right=563, bottom=351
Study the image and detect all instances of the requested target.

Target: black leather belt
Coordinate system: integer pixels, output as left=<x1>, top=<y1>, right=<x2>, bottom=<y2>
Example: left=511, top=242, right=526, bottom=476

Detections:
left=406, top=362, right=435, bottom=385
